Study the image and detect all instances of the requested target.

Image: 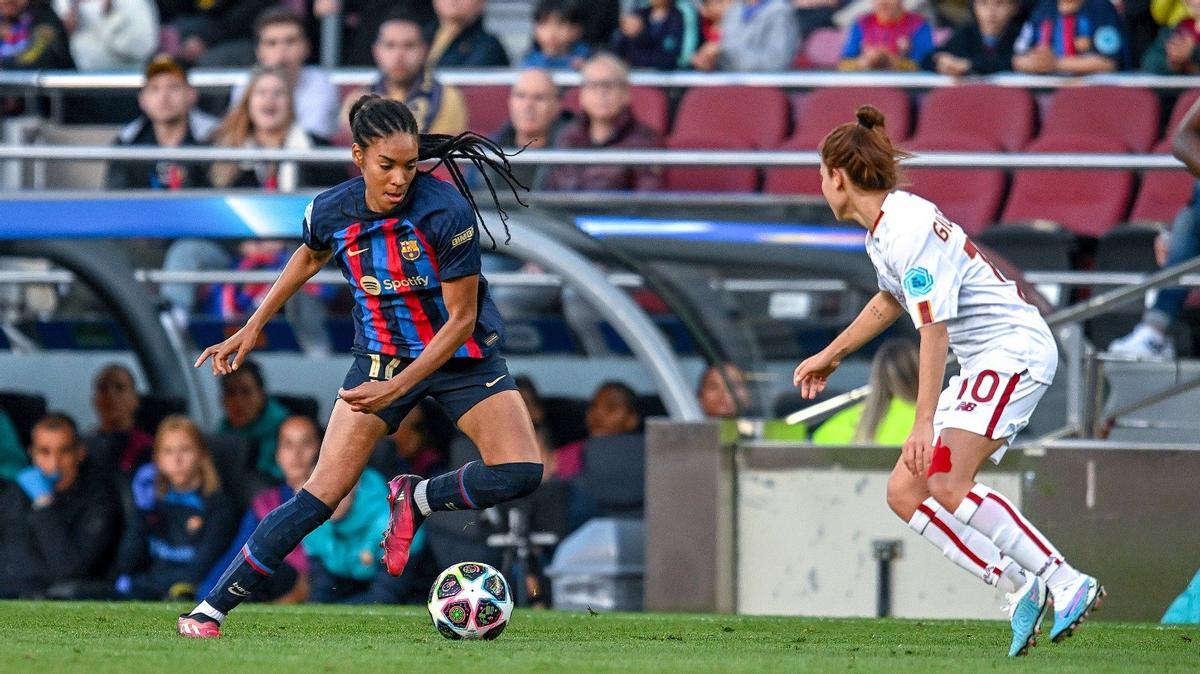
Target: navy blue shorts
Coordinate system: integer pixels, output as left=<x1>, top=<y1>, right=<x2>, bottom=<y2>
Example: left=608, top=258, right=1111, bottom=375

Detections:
left=341, top=351, right=518, bottom=433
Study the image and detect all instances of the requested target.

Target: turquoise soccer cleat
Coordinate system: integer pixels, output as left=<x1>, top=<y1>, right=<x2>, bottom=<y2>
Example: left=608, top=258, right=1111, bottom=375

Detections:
left=1006, top=574, right=1049, bottom=657
left=1049, top=575, right=1105, bottom=643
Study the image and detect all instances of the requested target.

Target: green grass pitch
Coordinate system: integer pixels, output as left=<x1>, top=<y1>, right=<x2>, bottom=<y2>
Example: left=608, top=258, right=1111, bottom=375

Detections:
left=0, top=601, right=1196, bottom=673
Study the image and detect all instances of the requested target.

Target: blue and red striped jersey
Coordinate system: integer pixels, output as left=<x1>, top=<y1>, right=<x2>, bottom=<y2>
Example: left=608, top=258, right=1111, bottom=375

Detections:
left=302, top=174, right=503, bottom=359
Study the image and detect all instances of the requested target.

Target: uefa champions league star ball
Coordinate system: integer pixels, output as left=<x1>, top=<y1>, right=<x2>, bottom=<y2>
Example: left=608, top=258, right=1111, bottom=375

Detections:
left=428, top=562, right=514, bottom=640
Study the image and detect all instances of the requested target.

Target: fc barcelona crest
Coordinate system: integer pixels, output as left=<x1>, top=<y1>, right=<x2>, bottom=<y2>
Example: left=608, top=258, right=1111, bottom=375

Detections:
left=400, top=239, right=421, bottom=261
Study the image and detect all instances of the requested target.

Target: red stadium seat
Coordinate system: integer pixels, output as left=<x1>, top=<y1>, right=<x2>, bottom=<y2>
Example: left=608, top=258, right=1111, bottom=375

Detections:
left=1130, top=139, right=1194, bottom=224
left=562, top=86, right=671, bottom=137
left=1001, top=135, right=1134, bottom=238
left=1038, top=86, right=1160, bottom=152
left=911, top=85, right=1035, bottom=152
left=763, top=87, right=910, bottom=195
left=663, top=135, right=759, bottom=192
left=1166, top=89, right=1200, bottom=142
left=671, top=86, right=790, bottom=149
left=460, top=84, right=512, bottom=137
left=905, top=134, right=1007, bottom=236
left=798, top=27, right=845, bottom=69
left=791, top=87, right=911, bottom=145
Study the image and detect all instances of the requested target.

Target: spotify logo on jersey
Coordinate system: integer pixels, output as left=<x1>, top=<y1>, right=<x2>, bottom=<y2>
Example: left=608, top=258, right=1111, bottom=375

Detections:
left=359, top=274, right=430, bottom=296
left=360, top=275, right=383, bottom=296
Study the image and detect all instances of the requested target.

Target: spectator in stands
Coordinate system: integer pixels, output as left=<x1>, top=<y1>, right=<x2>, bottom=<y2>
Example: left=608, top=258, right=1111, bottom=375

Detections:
left=85, top=363, right=154, bottom=476
left=158, top=0, right=272, bottom=66
left=523, top=0, right=590, bottom=69
left=200, top=415, right=320, bottom=604
left=115, top=415, right=239, bottom=600
left=811, top=339, right=918, bottom=444
left=545, top=53, right=664, bottom=191
left=228, top=7, right=337, bottom=141
left=515, top=375, right=555, bottom=456
left=1142, top=0, right=1200, bottom=72
left=425, top=0, right=509, bottom=67
left=218, top=360, right=291, bottom=480
left=106, top=55, right=217, bottom=190
left=0, top=413, right=121, bottom=599
left=839, top=0, right=935, bottom=70
left=698, top=362, right=753, bottom=418
left=554, top=381, right=642, bottom=480
left=0, top=0, right=73, bottom=70
left=1012, top=0, right=1128, bottom=73
left=482, top=68, right=571, bottom=189
left=303, top=467, right=398, bottom=603
left=209, top=67, right=346, bottom=191
left=922, top=0, right=1021, bottom=74
left=0, top=409, right=26, bottom=481
left=1123, top=0, right=1160, bottom=69
left=1110, top=99, right=1200, bottom=358
left=339, top=14, right=469, bottom=136
left=690, top=0, right=799, bottom=71
left=698, top=0, right=732, bottom=44
left=368, top=403, right=447, bottom=480
left=318, top=0, right=436, bottom=66
left=51, top=0, right=157, bottom=70
left=576, top=0, right=622, bottom=47
left=611, top=0, right=701, bottom=70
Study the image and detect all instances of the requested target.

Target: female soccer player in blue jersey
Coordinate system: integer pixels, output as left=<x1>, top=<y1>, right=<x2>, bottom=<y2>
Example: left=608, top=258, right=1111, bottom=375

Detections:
left=178, top=95, right=541, bottom=638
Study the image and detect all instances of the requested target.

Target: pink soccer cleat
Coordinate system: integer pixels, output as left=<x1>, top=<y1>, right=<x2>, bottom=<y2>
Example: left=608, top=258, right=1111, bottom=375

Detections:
left=176, top=614, right=221, bottom=638
left=381, top=474, right=425, bottom=576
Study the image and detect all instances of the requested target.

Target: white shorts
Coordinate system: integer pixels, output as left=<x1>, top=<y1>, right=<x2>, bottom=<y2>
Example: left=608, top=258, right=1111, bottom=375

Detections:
left=933, top=369, right=1048, bottom=465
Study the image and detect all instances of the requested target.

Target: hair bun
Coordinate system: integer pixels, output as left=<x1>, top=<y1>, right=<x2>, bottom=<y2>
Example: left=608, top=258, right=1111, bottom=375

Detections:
left=855, top=105, right=886, bottom=131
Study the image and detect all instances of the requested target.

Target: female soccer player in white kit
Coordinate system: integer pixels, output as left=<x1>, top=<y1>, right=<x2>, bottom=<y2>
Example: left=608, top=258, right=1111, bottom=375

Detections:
left=793, top=106, right=1104, bottom=657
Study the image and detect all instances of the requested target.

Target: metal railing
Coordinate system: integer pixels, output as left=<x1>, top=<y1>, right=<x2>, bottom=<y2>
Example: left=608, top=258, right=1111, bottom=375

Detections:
left=1, top=69, right=1199, bottom=92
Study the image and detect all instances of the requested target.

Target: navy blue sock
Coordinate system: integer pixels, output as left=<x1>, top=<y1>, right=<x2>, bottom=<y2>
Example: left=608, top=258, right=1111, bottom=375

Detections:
left=198, top=488, right=332, bottom=618
left=414, top=461, right=542, bottom=514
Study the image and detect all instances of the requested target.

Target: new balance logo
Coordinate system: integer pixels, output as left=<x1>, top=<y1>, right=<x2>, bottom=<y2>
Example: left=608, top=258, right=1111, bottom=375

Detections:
left=348, top=247, right=370, bottom=257
left=955, top=402, right=978, bottom=412
left=484, top=375, right=507, bottom=388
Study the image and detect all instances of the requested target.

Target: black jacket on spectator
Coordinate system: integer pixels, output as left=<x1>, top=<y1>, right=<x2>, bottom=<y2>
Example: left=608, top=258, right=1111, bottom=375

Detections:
left=155, top=0, right=273, bottom=47
left=0, top=469, right=121, bottom=598
left=218, top=133, right=349, bottom=190
left=610, top=4, right=693, bottom=70
left=920, top=20, right=1022, bottom=74
left=105, top=110, right=218, bottom=190
left=0, top=4, right=74, bottom=70
left=114, top=479, right=240, bottom=600
left=338, top=0, right=436, bottom=66
left=425, top=17, right=510, bottom=67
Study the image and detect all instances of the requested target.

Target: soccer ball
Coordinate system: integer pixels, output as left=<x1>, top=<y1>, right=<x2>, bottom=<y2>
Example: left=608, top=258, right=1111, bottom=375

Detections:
left=427, top=562, right=513, bottom=640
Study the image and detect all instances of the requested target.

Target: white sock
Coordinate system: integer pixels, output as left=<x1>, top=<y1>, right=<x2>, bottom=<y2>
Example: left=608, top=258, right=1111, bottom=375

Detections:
left=414, top=479, right=432, bottom=517
left=908, top=497, right=1020, bottom=590
left=192, top=600, right=226, bottom=624
left=953, top=483, right=1081, bottom=601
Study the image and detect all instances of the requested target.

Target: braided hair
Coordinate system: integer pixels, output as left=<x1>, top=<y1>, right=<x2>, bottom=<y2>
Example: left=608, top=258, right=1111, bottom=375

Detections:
left=348, top=94, right=528, bottom=248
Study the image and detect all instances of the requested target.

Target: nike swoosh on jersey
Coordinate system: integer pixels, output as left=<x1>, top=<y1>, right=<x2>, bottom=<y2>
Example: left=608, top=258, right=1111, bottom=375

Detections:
left=348, top=247, right=370, bottom=257
left=484, top=375, right=508, bottom=388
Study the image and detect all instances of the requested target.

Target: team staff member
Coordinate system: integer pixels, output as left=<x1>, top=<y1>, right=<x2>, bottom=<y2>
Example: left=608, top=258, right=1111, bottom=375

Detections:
left=178, top=95, right=540, bottom=638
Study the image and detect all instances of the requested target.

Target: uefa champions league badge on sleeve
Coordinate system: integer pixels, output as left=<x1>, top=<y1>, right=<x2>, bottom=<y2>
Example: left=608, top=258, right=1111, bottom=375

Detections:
left=903, top=267, right=934, bottom=298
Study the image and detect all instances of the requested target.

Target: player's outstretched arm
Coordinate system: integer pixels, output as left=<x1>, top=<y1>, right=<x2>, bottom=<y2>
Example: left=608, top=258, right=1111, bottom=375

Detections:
left=195, top=244, right=333, bottom=375
left=794, top=291, right=903, bottom=398
left=903, top=320, right=949, bottom=476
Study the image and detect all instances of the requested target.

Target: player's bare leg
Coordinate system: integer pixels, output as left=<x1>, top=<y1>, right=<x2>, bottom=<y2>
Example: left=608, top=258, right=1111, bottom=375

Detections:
left=927, top=428, right=1103, bottom=651
left=382, top=391, right=541, bottom=576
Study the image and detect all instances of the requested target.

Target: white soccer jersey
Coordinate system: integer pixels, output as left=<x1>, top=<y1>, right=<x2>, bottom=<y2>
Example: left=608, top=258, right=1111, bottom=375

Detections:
left=865, top=191, right=1057, bottom=384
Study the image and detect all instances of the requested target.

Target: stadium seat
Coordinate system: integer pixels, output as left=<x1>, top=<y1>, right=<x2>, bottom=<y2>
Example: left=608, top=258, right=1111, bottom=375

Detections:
left=798, top=27, right=845, bottom=69
left=904, top=134, right=1007, bottom=236
left=1089, top=224, right=1167, bottom=350
left=765, top=87, right=910, bottom=196
left=911, top=85, right=1035, bottom=152
left=1000, top=135, right=1135, bottom=238
left=135, top=394, right=187, bottom=436
left=460, top=84, right=512, bottom=137
left=275, top=394, right=320, bottom=422
left=671, top=86, right=790, bottom=149
left=562, top=86, right=671, bottom=137
left=1038, top=86, right=1160, bottom=152
left=573, top=434, right=645, bottom=517
left=1166, top=89, right=1200, bottom=142
left=976, top=223, right=1076, bottom=306
left=1130, top=140, right=1195, bottom=224
left=0, top=391, right=47, bottom=448
left=663, top=134, right=759, bottom=192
